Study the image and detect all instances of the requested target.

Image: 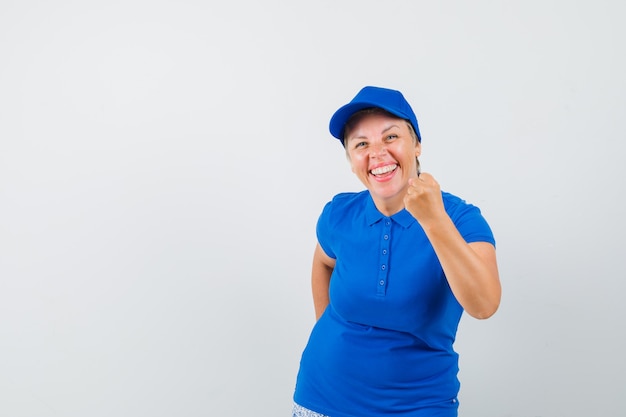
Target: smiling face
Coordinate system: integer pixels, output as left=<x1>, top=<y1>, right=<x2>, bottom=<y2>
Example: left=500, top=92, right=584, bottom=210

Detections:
left=344, top=109, right=421, bottom=216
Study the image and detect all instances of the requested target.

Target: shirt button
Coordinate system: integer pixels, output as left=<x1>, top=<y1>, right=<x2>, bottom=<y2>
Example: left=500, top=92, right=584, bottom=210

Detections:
left=383, top=235, right=389, bottom=240
left=382, top=249, right=387, bottom=255
left=381, top=265, right=386, bottom=270
left=379, top=280, right=385, bottom=286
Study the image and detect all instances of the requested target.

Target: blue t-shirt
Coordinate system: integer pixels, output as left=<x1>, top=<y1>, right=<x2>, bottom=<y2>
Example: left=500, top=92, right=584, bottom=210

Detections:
left=294, top=190, right=495, bottom=417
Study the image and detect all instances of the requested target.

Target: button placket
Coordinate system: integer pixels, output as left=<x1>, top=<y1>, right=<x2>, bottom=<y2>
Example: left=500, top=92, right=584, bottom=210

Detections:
left=377, top=218, right=392, bottom=295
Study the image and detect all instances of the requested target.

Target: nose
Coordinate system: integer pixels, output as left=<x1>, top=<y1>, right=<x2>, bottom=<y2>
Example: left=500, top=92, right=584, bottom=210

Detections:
left=371, top=142, right=387, bottom=157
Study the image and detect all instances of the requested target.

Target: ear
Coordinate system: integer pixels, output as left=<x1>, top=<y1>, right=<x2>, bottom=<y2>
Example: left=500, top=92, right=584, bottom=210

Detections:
left=414, top=140, right=422, bottom=157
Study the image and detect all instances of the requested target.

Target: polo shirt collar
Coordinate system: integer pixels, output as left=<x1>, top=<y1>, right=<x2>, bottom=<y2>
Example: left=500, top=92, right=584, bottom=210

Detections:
left=364, top=192, right=417, bottom=229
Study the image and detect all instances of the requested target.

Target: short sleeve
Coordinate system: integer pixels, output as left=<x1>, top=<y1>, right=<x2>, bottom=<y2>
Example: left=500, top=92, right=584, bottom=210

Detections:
left=443, top=193, right=496, bottom=247
left=316, top=200, right=336, bottom=259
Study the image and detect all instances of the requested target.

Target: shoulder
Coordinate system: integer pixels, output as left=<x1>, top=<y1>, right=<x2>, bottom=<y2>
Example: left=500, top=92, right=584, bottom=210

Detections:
left=318, top=190, right=369, bottom=230
left=316, top=191, right=369, bottom=258
left=442, top=191, right=495, bottom=244
left=441, top=190, right=468, bottom=206
left=330, top=190, right=368, bottom=204
left=324, top=190, right=369, bottom=213
left=441, top=191, right=481, bottom=216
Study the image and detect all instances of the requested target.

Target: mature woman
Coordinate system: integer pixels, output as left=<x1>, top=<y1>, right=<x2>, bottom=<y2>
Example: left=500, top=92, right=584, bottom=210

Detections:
left=293, top=86, right=501, bottom=417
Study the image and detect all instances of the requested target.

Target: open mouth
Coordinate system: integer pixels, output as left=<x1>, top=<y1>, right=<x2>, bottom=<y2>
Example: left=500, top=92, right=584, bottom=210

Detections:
left=370, top=164, right=398, bottom=177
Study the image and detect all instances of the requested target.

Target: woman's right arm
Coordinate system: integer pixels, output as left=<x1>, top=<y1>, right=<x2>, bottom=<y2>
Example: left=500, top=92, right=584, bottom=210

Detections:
left=311, top=243, right=336, bottom=320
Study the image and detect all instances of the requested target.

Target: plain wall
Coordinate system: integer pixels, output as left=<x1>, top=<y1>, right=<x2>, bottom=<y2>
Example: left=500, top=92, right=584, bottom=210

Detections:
left=1, top=1, right=625, bottom=416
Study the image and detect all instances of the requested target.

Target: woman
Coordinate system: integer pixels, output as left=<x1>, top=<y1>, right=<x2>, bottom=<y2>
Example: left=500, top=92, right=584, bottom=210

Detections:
left=293, top=86, right=501, bottom=417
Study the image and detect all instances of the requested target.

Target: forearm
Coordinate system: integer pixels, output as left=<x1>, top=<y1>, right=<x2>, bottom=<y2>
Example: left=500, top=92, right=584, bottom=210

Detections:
left=312, top=271, right=330, bottom=320
left=422, top=216, right=501, bottom=319
left=311, top=243, right=335, bottom=320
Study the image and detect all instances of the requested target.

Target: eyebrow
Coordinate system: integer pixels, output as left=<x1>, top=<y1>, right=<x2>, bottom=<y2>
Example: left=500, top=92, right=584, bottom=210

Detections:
left=381, top=124, right=401, bottom=134
left=347, top=124, right=402, bottom=143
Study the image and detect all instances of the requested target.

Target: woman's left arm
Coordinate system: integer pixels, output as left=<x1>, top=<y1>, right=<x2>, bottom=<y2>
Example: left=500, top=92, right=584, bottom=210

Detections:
left=404, top=174, right=501, bottom=319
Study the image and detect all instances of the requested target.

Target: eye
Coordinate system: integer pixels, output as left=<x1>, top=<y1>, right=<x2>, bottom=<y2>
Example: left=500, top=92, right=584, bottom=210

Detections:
left=353, top=141, right=367, bottom=149
left=385, top=134, right=398, bottom=141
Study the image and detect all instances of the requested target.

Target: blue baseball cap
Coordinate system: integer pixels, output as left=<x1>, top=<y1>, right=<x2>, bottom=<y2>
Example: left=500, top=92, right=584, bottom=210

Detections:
left=329, top=86, right=421, bottom=143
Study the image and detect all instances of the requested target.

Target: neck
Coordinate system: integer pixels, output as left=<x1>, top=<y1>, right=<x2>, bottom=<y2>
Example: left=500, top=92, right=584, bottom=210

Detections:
left=371, top=193, right=406, bottom=217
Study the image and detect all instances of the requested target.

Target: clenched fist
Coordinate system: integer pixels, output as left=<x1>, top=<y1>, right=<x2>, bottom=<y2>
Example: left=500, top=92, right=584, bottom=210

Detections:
left=403, top=172, right=447, bottom=227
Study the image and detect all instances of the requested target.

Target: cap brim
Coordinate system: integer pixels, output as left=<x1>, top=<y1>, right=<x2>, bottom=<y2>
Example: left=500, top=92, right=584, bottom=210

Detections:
left=329, top=102, right=414, bottom=142
left=329, top=102, right=372, bottom=140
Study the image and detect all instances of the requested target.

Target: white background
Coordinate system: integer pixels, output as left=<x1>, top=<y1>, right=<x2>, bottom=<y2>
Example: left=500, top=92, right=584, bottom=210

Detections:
left=1, top=1, right=625, bottom=416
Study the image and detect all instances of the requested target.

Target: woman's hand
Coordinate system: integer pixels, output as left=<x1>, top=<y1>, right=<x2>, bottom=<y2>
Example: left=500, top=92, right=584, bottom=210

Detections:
left=403, top=173, right=447, bottom=227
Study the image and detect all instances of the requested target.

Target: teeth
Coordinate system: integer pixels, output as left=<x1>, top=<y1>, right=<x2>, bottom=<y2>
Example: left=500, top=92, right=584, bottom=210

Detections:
left=371, top=164, right=397, bottom=175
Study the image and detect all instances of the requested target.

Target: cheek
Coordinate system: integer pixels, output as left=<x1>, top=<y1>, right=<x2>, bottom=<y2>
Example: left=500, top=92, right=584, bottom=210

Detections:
left=347, top=153, right=362, bottom=173
left=346, top=153, right=355, bottom=173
